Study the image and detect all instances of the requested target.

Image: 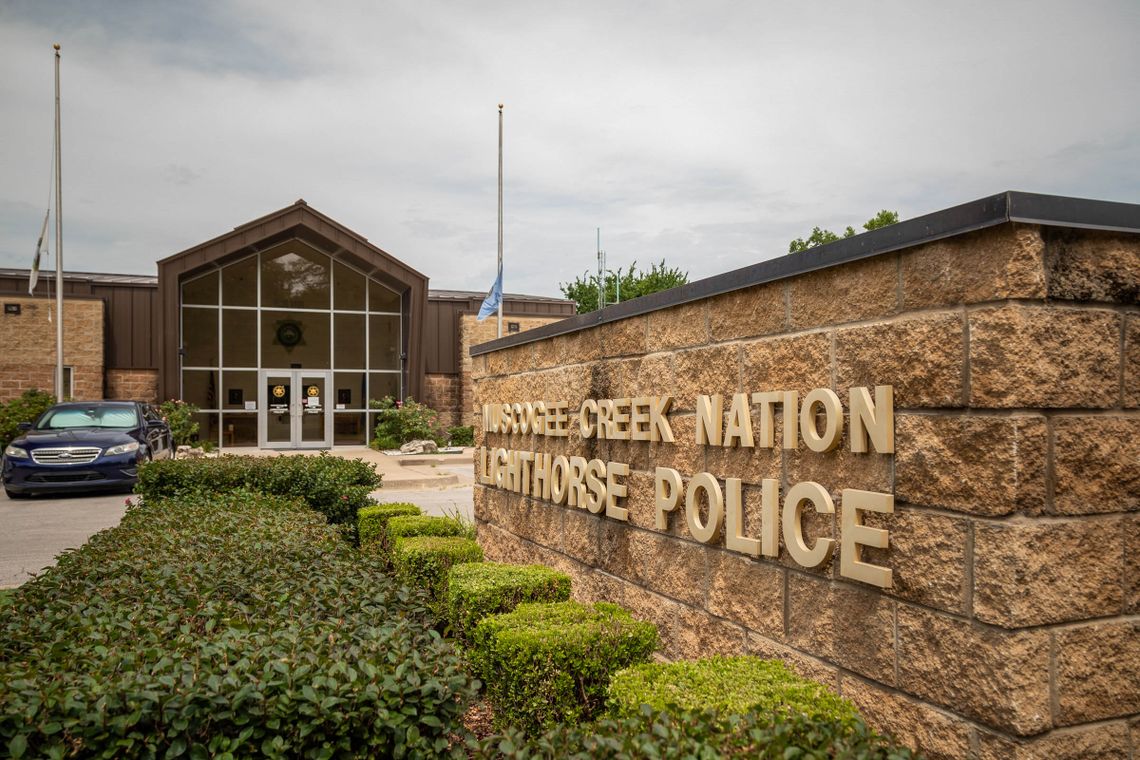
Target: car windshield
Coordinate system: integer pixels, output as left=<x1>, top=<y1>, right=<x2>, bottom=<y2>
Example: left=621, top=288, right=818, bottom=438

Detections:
left=36, top=406, right=139, bottom=430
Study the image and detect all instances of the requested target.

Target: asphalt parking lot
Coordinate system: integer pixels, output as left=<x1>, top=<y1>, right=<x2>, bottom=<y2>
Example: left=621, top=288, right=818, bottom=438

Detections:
left=0, top=489, right=130, bottom=588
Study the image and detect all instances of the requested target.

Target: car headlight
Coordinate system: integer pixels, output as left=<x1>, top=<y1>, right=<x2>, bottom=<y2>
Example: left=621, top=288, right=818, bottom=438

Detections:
left=3, top=445, right=29, bottom=459
left=104, top=441, right=140, bottom=457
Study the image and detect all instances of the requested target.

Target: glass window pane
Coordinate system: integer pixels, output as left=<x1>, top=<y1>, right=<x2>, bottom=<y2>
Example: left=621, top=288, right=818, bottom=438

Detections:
left=222, top=256, right=257, bottom=307
left=182, top=308, right=218, bottom=367
left=182, top=271, right=218, bottom=305
left=221, top=413, right=258, bottom=447
left=182, top=370, right=219, bottom=409
left=369, top=314, right=400, bottom=370
left=369, top=372, right=400, bottom=404
left=369, top=280, right=401, bottom=313
left=221, top=371, right=258, bottom=410
left=334, top=372, right=366, bottom=410
left=260, top=242, right=330, bottom=309
left=191, top=412, right=220, bottom=448
left=222, top=309, right=257, bottom=367
left=334, top=413, right=367, bottom=445
left=261, top=310, right=330, bottom=369
left=334, top=261, right=365, bottom=311
left=334, top=313, right=366, bottom=369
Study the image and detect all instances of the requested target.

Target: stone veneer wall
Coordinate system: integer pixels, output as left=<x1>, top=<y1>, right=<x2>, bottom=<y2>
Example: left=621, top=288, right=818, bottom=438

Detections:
left=0, top=296, right=104, bottom=403
left=105, top=368, right=160, bottom=403
left=471, top=223, right=1140, bottom=760
left=423, top=372, right=463, bottom=429
left=459, top=313, right=570, bottom=428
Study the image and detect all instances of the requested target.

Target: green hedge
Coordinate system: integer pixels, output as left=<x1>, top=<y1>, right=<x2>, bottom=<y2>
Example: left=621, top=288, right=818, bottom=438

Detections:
left=608, top=656, right=857, bottom=723
left=469, top=706, right=921, bottom=759
left=387, top=515, right=466, bottom=540
left=0, top=389, right=54, bottom=450
left=469, top=601, right=658, bottom=733
left=0, top=491, right=476, bottom=758
left=135, top=453, right=381, bottom=523
left=392, top=536, right=484, bottom=610
left=445, top=563, right=572, bottom=644
left=358, top=502, right=421, bottom=550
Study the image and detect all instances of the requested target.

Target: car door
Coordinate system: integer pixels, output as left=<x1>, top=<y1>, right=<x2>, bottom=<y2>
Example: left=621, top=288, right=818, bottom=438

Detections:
left=142, top=404, right=172, bottom=459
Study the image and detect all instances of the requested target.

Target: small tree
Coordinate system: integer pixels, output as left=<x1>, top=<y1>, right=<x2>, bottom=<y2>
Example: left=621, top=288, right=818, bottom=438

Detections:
left=0, top=389, right=56, bottom=449
left=158, top=399, right=200, bottom=446
left=560, top=259, right=688, bottom=314
left=788, top=210, right=900, bottom=254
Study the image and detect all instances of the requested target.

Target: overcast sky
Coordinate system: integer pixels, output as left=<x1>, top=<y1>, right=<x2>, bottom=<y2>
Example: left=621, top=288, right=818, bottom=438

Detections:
left=1, top=1, right=1137, bottom=298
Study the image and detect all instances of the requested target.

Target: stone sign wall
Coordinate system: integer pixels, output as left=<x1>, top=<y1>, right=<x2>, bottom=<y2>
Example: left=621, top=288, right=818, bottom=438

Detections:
left=470, top=220, right=1139, bottom=759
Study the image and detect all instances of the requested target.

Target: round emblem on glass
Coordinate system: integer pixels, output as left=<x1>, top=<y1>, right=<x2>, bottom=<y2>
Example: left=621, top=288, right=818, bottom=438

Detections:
left=275, top=320, right=303, bottom=348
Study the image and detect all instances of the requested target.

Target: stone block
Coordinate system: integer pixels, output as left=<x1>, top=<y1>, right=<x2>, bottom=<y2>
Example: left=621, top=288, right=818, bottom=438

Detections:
left=669, top=343, right=742, bottom=411
left=861, top=507, right=969, bottom=614
left=973, top=518, right=1124, bottom=627
left=707, top=281, right=786, bottom=341
left=901, top=223, right=1047, bottom=309
left=1126, top=515, right=1140, bottom=614
left=969, top=305, right=1120, bottom=408
left=1125, top=316, right=1140, bottom=408
left=704, top=443, right=781, bottom=487
left=601, top=316, right=647, bottom=358
left=835, top=313, right=965, bottom=407
left=977, top=723, right=1131, bottom=760
left=784, top=443, right=892, bottom=499
left=1052, top=416, right=1140, bottom=515
left=787, top=574, right=896, bottom=684
left=745, top=633, right=838, bottom=689
left=896, top=604, right=1051, bottom=735
left=643, top=534, right=710, bottom=608
left=741, top=331, right=831, bottom=396
left=839, top=674, right=973, bottom=760
left=1055, top=620, right=1140, bottom=725
left=895, top=414, right=1047, bottom=516
left=1045, top=229, right=1140, bottom=304
left=622, top=582, right=747, bottom=660
left=510, top=497, right=566, bottom=552
left=646, top=301, right=708, bottom=352
left=788, top=254, right=898, bottom=330
left=705, top=550, right=783, bottom=637
left=554, top=326, right=601, bottom=367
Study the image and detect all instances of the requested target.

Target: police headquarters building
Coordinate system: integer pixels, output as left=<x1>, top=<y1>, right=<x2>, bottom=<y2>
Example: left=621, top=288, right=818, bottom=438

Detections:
left=0, top=200, right=573, bottom=449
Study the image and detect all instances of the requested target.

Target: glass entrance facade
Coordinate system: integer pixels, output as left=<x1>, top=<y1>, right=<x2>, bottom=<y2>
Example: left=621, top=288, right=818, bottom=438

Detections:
left=179, top=239, right=402, bottom=448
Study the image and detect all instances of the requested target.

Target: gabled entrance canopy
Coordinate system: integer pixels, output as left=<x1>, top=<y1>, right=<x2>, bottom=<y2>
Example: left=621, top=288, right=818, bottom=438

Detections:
left=156, top=199, right=428, bottom=403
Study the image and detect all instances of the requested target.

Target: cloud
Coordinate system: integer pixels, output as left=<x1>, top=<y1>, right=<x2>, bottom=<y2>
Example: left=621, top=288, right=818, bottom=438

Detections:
left=0, top=0, right=1137, bottom=297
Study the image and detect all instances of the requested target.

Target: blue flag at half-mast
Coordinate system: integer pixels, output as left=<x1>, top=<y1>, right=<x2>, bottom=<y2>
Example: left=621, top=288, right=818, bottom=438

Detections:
left=29, top=209, right=49, bottom=294
left=477, top=265, right=502, bottom=321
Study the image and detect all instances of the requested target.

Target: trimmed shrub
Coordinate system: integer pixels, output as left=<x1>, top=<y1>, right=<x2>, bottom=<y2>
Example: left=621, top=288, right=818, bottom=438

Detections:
left=608, top=656, right=857, bottom=723
left=469, top=601, right=658, bottom=733
left=387, top=515, right=466, bottom=540
left=469, top=706, right=922, bottom=759
left=157, top=399, right=199, bottom=446
left=445, top=563, right=572, bottom=644
left=135, top=453, right=381, bottom=523
left=392, top=536, right=484, bottom=609
left=358, top=502, right=421, bottom=550
left=369, top=396, right=445, bottom=449
left=0, top=491, right=477, bottom=758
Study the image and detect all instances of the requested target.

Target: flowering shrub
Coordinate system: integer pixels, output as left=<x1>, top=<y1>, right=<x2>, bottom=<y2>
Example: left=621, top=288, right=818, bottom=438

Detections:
left=368, top=396, right=445, bottom=450
left=158, top=399, right=199, bottom=446
left=0, top=389, right=55, bottom=449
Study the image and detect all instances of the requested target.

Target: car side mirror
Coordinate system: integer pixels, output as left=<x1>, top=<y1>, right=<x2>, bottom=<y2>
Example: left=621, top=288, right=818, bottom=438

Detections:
left=147, top=419, right=166, bottom=429
left=17, top=422, right=32, bottom=432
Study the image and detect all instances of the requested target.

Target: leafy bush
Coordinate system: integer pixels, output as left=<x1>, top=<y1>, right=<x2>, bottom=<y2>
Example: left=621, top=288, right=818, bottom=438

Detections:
left=0, top=389, right=55, bottom=449
left=609, top=656, right=856, bottom=723
left=470, top=706, right=921, bottom=759
left=158, top=399, right=200, bottom=446
left=358, top=502, right=421, bottom=551
left=469, top=601, right=658, bottom=733
left=135, top=453, right=381, bottom=524
left=0, top=491, right=477, bottom=758
left=447, top=425, right=475, bottom=447
left=446, top=563, right=572, bottom=645
left=392, top=536, right=484, bottom=610
left=369, top=396, right=444, bottom=449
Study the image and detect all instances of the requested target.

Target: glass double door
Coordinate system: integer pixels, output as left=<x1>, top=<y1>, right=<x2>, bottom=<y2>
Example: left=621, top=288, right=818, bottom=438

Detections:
left=261, top=370, right=331, bottom=449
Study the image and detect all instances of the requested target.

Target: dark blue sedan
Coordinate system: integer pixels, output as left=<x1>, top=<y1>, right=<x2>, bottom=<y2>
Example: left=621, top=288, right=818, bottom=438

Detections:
left=2, top=401, right=174, bottom=498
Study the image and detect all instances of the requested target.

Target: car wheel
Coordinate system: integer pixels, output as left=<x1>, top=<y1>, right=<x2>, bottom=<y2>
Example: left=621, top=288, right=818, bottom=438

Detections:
left=4, top=487, right=29, bottom=500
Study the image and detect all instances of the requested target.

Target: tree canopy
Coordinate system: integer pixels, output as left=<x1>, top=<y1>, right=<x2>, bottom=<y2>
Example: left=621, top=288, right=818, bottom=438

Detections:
left=788, top=210, right=900, bottom=254
left=560, top=259, right=689, bottom=314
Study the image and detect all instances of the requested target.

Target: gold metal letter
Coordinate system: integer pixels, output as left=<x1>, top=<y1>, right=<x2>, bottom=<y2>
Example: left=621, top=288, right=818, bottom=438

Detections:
left=605, top=461, right=630, bottom=521
left=725, top=477, right=760, bottom=556
left=840, top=489, right=893, bottom=588
left=686, top=472, right=724, bottom=544
left=782, top=481, right=835, bottom=569
left=654, top=467, right=682, bottom=530
left=696, top=394, right=723, bottom=446
left=799, top=388, right=843, bottom=453
left=723, top=393, right=755, bottom=448
left=850, top=386, right=894, bottom=454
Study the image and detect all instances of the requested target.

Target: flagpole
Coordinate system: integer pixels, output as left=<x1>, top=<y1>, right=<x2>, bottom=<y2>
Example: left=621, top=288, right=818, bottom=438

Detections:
left=496, top=103, right=504, bottom=339
left=53, top=43, right=64, bottom=400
